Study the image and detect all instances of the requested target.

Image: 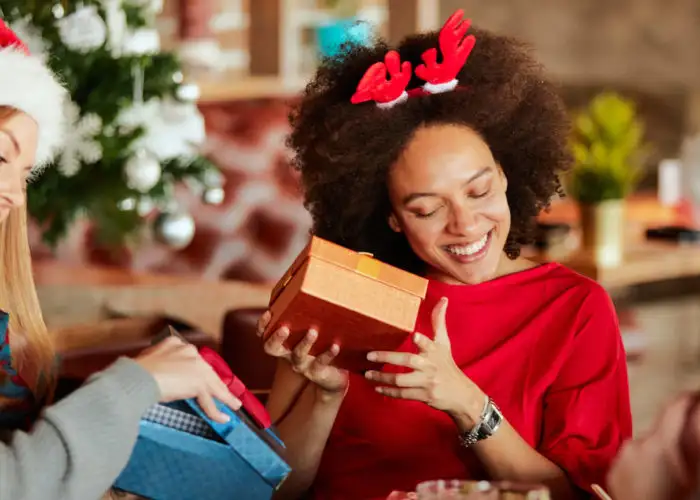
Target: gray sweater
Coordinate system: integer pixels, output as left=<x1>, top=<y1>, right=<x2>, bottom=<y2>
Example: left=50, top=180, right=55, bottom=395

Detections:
left=0, top=357, right=159, bottom=500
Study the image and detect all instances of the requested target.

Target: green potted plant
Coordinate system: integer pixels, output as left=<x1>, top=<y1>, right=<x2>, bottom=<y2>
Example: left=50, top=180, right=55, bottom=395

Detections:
left=316, top=0, right=371, bottom=58
left=567, top=91, right=647, bottom=266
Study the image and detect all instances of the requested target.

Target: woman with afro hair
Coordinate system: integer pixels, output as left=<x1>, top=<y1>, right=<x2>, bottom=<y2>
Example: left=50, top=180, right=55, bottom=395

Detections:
left=257, top=10, right=632, bottom=500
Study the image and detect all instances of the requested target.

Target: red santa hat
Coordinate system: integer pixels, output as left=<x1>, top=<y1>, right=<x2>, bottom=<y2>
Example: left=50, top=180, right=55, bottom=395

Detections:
left=0, top=18, right=67, bottom=169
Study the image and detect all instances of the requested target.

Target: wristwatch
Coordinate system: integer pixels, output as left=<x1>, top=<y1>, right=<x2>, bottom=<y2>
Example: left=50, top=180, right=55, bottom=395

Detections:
left=458, top=396, right=503, bottom=448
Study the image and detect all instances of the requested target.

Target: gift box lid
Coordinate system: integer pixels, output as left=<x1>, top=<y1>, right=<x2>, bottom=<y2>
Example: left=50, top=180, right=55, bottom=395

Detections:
left=186, top=347, right=289, bottom=486
left=270, top=236, right=428, bottom=305
left=137, top=332, right=289, bottom=487
left=183, top=397, right=289, bottom=487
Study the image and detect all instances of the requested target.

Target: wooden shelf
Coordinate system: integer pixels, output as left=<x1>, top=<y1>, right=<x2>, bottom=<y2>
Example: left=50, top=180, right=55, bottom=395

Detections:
left=197, top=73, right=308, bottom=102
left=530, top=193, right=700, bottom=289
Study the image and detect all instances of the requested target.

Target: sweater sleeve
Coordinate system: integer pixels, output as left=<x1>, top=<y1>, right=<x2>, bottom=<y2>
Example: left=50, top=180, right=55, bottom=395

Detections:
left=538, top=284, right=633, bottom=493
left=0, top=357, right=160, bottom=500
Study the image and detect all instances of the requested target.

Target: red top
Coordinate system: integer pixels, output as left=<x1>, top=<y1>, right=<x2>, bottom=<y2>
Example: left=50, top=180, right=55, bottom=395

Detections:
left=310, top=263, right=632, bottom=499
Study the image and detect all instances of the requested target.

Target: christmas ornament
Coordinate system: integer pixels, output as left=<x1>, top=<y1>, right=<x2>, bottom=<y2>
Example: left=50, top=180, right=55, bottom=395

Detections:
left=122, top=28, right=160, bottom=56
left=57, top=5, right=107, bottom=53
left=118, top=63, right=204, bottom=160
left=137, top=197, right=155, bottom=216
left=176, top=83, right=200, bottom=102
left=118, top=197, right=136, bottom=211
left=202, top=186, right=225, bottom=205
left=52, top=4, right=66, bottom=19
left=203, top=169, right=224, bottom=188
left=124, top=148, right=161, bottom=192
left=59, top=100, right=103, bottom=177
left=118, top=98, right=205, bottom=160
left=153, top=210, right=196, bottom=249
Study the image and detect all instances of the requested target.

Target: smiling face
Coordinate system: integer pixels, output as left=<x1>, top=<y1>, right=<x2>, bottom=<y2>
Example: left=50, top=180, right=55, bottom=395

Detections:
left=387, top=124, right=512, bottom=285
left=0, top=109, right=37, bottom=223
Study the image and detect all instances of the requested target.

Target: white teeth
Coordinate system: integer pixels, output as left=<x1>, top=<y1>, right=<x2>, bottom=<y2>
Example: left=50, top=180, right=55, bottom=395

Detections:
left=446, top=233, right=489, bottom=256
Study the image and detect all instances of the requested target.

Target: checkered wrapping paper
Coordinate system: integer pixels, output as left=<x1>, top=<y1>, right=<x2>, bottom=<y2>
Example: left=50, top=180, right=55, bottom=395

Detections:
left=142, top=404, right=220, bottom=441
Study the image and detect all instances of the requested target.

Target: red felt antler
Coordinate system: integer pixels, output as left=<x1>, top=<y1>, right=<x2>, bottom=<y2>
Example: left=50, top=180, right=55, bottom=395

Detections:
left=415, top=9, right=475, bottom=94
left=351, top=50, right=412, bottom=108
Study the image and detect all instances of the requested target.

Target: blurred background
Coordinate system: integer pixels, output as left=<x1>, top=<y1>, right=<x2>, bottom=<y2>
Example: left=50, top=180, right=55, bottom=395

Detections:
left=2, top=0, right=700, bottom=435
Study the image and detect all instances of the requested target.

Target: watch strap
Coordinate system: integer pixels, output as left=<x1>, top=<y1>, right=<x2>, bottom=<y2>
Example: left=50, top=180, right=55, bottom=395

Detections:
left=459, top=396, right=502, bottom=448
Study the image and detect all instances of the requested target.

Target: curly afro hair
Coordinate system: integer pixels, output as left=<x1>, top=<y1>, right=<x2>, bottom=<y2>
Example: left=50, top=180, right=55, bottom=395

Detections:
left=287, top=24, right=572, bottom=274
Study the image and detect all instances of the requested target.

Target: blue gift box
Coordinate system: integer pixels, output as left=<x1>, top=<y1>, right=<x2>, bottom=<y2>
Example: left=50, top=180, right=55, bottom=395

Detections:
left=113, top=396, right=291, bottom=500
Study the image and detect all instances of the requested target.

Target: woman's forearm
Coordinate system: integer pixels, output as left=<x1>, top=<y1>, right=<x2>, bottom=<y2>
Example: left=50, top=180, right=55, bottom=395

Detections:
left=473, top=422, right=579, bottom=499
left=273, top=384, right=344, bottom=500
left=0, top=358, right=159, bottom=500
left=450, top=403, right=580, bottom=500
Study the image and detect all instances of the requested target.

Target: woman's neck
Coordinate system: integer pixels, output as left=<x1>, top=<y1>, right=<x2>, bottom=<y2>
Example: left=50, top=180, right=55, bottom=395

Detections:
left=425, top=255, right=540, bottom=285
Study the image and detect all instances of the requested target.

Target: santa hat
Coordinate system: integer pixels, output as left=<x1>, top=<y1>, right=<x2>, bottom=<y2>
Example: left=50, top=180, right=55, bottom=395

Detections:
left=0, top=18, right=67, bottom=170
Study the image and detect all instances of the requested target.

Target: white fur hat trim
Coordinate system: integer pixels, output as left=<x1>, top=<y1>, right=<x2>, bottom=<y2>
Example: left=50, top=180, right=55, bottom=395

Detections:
left=0, top=28, right=67, bottom=170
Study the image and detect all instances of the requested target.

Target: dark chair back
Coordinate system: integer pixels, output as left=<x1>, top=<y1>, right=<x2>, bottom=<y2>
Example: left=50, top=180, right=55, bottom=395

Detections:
left=55, top=317, right=216, bottom=400
left=220, top=308, right=276, bottom=404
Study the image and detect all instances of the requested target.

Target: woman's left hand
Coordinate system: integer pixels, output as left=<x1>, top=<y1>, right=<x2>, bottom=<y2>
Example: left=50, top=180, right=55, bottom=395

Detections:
left=365, top=297, right=485, bottom=425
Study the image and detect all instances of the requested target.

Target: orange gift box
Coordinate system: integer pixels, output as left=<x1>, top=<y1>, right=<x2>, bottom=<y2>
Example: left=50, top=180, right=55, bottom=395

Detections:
left=264, top=236, right=428, bottom=373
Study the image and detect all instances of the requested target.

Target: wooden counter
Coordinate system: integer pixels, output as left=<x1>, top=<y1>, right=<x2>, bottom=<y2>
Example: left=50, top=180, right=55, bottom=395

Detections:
left=34, top=261, right=272, bottom=342
left=533, top=194, right=700, bottom=289
left=532, top=242, right=700, bottom=289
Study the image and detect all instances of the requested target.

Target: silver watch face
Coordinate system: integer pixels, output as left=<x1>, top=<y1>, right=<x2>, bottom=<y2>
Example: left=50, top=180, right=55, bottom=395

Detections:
left=479, top=401, right=502, bottom=438
left=459, top=400, right=503, bottom=447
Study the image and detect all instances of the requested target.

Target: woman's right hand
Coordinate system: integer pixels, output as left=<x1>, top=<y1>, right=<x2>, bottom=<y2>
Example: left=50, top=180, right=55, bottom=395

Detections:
left=134, top=336, right=242, bottom=424
left=256, top=311, right=349, bottom=396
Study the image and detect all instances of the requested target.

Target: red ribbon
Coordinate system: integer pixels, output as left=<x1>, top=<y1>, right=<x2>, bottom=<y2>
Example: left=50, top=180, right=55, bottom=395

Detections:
left=199, top=347, right=271, bottom=429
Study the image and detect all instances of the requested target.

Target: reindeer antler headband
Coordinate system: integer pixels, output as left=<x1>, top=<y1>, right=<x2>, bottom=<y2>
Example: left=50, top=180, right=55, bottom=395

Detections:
left=351, top=9, right=475, bottom=109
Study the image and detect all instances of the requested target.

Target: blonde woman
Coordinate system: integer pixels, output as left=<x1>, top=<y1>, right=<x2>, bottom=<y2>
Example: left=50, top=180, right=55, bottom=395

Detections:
left=0, top=20, right=241, bottom=500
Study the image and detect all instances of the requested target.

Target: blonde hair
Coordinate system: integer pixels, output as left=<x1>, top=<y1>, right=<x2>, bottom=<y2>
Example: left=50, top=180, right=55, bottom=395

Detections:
left=0, top=106, right=56, bottom=401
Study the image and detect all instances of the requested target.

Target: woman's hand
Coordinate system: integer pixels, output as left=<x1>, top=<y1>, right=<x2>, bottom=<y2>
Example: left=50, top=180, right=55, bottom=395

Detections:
left=134, top=336, right=242, bottom=423
left=364, top=297, right=485, bottom=425
left=257, top=311, right=349, bottom=397
left=607, top=392, right=700, bottom=500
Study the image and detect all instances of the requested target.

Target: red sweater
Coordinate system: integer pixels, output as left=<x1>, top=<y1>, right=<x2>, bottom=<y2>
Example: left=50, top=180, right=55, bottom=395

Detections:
left=311, top=263, right=632, bottom=499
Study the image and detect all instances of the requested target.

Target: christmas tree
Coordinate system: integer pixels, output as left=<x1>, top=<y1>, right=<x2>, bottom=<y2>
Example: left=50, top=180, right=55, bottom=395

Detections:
left=0, top=0, right=224, bottom=249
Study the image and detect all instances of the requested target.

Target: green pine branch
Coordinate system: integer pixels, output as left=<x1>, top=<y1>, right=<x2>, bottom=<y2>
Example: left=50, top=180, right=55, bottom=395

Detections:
left=4, top=0, right=221, bottom=249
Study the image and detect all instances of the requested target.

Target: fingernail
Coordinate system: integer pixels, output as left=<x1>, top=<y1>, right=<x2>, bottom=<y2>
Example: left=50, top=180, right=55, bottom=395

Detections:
left=367, top=352, right=377, bottom=361
left=308, top=329, right=318, bottom=339
left=365, top=370, right=375, bottom=379
left=413, top=333, right=420, bottom=343
left=375, top=386, right=384, bottom=394
left=441, top=297, right=449, bottom=305
left=219, top=413, right=231, bottom=423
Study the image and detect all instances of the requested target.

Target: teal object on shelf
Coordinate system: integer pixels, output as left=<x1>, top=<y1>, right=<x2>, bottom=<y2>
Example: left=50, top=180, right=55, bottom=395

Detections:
left=316, top=18, right=372, bottom=58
